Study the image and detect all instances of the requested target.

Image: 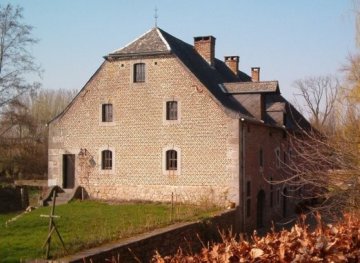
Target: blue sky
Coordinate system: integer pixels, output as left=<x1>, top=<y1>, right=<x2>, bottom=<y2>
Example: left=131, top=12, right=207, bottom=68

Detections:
left=5, top=0, right=357, bottom=100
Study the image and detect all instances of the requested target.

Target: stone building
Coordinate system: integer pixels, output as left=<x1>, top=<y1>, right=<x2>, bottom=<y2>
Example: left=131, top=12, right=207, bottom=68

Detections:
left=48, top=27, right=310, bottom=230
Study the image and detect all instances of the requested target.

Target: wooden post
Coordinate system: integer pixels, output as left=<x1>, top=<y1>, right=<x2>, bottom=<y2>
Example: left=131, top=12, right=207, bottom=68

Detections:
left=45, top=190, right=56, bottom=259
left=41, top=189, right=67, bottom=259
left=171, top=192, right=174, bottom=222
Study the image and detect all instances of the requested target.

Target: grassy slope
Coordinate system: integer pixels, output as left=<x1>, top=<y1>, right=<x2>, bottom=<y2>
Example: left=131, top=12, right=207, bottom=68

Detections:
left=0, top=201, right=217, bottom=262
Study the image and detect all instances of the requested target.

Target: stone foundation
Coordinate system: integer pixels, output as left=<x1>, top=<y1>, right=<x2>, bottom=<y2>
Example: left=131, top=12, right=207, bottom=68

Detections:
left=85, top=184, right=236, bottom=207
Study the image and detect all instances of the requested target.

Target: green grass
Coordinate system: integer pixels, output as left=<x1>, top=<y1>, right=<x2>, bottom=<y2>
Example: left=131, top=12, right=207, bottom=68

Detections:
left=0, top=200, right=219, bottom=262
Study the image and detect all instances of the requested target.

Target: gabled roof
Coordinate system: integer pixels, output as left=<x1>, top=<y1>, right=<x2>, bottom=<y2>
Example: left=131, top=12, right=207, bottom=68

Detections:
left=106, top=27, right=253, bottom=119
left=51, top=27, right=311, bottom=131
left=223, top=81, right=279, bottom=94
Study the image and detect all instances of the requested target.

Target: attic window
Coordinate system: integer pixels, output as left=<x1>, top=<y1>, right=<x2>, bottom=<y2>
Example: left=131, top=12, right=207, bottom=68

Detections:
left=134, top=63, right=145, bottom=82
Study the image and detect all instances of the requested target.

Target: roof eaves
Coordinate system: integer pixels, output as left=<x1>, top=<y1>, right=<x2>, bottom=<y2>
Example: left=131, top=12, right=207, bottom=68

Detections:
left=48, top=61, right=106, bottom=125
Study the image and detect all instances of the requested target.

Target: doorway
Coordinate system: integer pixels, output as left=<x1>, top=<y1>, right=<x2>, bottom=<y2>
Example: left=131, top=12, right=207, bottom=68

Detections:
left=256, top=190, right=265, bottom=228
left=63, top=154, right=75, bottom=189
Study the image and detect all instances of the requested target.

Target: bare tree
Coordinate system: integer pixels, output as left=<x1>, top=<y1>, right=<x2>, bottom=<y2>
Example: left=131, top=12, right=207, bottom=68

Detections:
left=0, top=4, right=41, bottom=108
left=293, top=75, right=339, bottom=133
left=269, top=127, right=359, bottom=220
left=355, top=0, right=360, bottom=48
left=0, top=88, right=77, bottom=181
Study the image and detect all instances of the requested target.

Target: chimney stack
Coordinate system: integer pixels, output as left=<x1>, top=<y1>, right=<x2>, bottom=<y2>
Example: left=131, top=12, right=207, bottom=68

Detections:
left=194, top=36, right=216, bottom=66
left=224, top=56, right=239, bottom=76
left=251, top=67, right=260, bottom=82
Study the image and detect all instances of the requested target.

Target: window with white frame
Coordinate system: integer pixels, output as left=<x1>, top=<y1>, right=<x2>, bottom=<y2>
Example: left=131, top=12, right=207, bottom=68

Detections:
left=101, top=150, right=112, bottom=170
left=102, top=104, right=113, bottom=122
left=133, top=63, right=145, bottom=82
left=166, top=101, right=178, bottom=120
left=162, top=146, right=181, bottom=175
left=166, top=150, right=177, bottom=170
left=163, top=99, right=181, bottom=124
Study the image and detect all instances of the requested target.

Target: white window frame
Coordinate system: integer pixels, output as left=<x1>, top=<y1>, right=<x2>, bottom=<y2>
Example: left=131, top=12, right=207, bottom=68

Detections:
left=98, top=146, right=116, bottom=174
left=163, top=98, right=181, bottom=124
left=132, top=62, right=146, bottom=83
left=162, top=145, right=181, bottom=176
left=99, top=103, right=116, bottom=126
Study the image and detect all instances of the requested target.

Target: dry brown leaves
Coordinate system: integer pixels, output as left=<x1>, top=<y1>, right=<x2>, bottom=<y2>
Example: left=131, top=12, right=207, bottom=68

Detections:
left=152, top=213, right=360, bottom=263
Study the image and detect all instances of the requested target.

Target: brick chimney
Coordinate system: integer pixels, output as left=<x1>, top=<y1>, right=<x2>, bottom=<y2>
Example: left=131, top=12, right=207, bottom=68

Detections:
left=225, top=56, right=239, bottom=76
left=194, top=36, right=216, bottom=66
left=251, top=67, right=260, bottom=82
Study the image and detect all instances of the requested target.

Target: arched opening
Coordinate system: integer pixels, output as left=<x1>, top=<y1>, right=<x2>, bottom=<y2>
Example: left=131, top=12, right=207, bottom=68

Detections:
left=256, top=190, right=265, bottom=228
left=283, top=187, right=288, bottom=218
left=166, top=150, right=177, bottom=171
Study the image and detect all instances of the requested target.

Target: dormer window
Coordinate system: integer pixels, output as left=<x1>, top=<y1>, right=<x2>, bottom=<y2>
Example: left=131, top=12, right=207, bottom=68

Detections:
left=134, top=63, right=145, bottom=82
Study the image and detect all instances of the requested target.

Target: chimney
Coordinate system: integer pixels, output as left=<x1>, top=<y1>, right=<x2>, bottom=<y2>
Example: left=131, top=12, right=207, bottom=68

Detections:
left=224, top=56, right=239, bottom=76
left=194, top=36, right=216, bottom=66
left=251, top=67, right=260, bottom=82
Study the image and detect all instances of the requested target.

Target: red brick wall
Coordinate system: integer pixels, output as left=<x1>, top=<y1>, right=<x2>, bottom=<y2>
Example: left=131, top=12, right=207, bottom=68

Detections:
left=241, top=122, right=297, bottom=231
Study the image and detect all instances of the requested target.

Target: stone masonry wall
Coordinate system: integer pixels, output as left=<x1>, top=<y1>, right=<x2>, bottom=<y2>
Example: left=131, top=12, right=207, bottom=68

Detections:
left=48, top=55, right=240, bottom=207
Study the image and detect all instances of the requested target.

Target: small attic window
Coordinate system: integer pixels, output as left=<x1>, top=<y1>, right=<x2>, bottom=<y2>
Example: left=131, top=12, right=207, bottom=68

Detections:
left=133, top=63, right=145, bottom=83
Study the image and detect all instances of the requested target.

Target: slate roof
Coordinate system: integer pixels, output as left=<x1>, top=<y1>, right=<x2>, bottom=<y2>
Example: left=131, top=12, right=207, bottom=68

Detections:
left=105, top=27, right=310, bottom=130
left=223, top=81, right=279, bottom=94
left=110, top=28, right=170, bottom=57
left=107, top=27, right=253, bottom=118
left=266, top=102, right=286, bottom=112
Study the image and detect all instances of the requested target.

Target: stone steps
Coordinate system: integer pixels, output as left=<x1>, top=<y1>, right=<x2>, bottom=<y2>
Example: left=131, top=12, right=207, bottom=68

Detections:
left=41, top=186, right=87, bottom=206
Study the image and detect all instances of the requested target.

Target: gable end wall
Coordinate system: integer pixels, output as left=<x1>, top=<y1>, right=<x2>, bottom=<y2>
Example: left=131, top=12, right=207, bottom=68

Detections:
left=48, top=55, right=240, bottom=206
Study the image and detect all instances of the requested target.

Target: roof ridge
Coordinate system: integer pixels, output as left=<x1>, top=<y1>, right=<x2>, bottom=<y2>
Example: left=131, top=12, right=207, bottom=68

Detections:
left=223, top=80, right=278, bottom=85
left=156, top=27, right=171, bottom=51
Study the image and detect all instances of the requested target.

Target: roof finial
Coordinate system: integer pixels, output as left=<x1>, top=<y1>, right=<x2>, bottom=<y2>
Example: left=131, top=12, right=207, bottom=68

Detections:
left=154, top=6, right=158, bottom=27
